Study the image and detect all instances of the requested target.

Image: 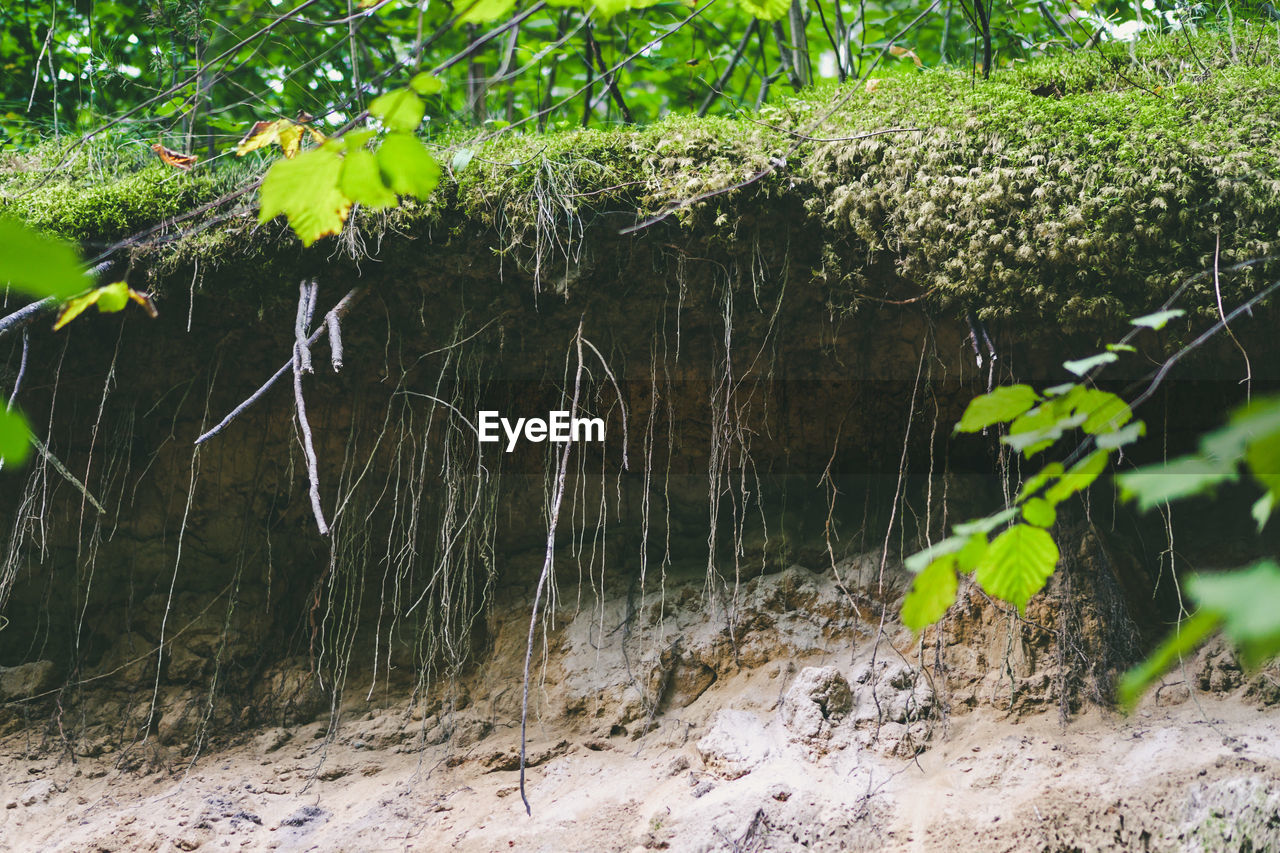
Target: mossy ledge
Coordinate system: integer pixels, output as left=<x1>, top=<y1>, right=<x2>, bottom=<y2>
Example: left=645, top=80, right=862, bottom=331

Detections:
left=3, top=23, right=1279, bottom=331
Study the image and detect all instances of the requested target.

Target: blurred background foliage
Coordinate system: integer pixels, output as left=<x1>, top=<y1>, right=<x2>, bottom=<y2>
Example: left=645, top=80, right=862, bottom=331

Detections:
left=1, top=0, right=1260, bottom=157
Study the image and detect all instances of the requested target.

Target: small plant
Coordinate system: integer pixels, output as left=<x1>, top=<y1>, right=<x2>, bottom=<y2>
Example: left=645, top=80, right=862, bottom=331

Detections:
left=901, top=304, right=1280, bottom=708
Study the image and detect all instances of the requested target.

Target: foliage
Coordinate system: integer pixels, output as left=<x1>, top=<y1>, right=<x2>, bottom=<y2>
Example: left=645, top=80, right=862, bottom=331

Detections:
left=898, top=310, right=1180, bottom=630
left=1113, top=396, right=1280, bottom=705
left=903, top=299, right=1280, bottom=708
left=1, top=0, right=1180, bottom=145
left=53, top=281, right=154, bottom=330
left=0, top=218, right=91, bottom=464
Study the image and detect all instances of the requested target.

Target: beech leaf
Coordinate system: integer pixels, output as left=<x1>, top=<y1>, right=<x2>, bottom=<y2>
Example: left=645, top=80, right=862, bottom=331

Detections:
left=370, top=89, right=425, bottom=132
left=259, top=147, right=352, bottom=246
left=340, top=149, right=397, bottom=210
left=378, top=133, right=440, bottom=199
left=902, top=556, right=959, bottom=631
left=975, top=524, right=1059, bottom=611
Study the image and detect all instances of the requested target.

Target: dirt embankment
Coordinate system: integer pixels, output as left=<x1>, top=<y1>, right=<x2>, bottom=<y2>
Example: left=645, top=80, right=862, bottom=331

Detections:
left=3, top=220, right=1280, bottom=850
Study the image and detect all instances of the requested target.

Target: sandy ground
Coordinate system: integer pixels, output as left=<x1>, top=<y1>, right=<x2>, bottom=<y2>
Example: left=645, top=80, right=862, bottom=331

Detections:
left=4, top=563, right=1278, bottom=851
left=3, top=687, right=1278, bottom=852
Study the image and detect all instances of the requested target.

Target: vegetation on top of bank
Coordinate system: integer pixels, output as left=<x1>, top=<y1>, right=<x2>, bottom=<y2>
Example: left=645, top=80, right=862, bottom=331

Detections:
left=1, top=22, right=1278, bottom=329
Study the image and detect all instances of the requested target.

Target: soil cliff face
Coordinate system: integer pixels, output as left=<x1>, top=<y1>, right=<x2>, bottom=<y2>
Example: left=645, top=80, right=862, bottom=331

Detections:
left=1, top=218, right=1279, bottom=851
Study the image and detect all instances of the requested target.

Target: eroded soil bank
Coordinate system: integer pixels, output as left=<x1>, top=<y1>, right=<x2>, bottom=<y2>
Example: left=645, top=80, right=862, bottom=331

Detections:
left=2, top=219, right=1280, bottom=851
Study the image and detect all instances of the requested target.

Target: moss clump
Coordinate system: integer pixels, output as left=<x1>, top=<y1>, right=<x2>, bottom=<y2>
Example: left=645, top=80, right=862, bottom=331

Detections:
left=4, top=165, right=231, bottom=242
left=0, top=138, right=254, bottom=245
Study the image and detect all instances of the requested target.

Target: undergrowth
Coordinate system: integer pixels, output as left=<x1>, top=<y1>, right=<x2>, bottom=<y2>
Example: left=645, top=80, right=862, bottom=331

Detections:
left=0, top=24, right=1276, bottom=329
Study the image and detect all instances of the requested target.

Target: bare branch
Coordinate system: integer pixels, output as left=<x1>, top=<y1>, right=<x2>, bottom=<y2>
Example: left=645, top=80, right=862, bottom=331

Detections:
left=326, top=306, right=344, bottom=372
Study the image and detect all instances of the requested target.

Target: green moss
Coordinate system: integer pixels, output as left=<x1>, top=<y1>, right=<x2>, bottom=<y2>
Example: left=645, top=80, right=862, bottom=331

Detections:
left=5, top=22, right=1280, bottom=330
left=4, top=166, right=233, bottom=242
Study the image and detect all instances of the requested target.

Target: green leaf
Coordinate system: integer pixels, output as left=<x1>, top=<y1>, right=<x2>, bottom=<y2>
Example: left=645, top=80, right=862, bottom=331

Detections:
left=451, top=148, right=475, bottom=174
left=1043, top=450, right=1109, bottom=505
left=1076, top=389, right=1131, bottom=435
left=1117, top=608, right=1220, bottom=710
left=1106, top=343, right=1137, bottom=353
left=1246, top=429, right=1280, bottom=496
left=1021, top=497, right=1056, bottom=528
left=409, top=73, right=444, bottom=95
left=94, top=281, right=130, bottom=313
left=0, top=408, right=32, bottom=466
left=369, top=88, right=425, bottom=133
left=1130, top=309, right=1185, bottom=330
left=1004, top=407, right=1085, bottom=457
left=0, top=217, right=86, bottom=299
left=975, top=524, right=1059, bottom=611
left=339, top=149, right=397, bottom=210
left=1201, top=396, right=1280, bottom=463
left=342, top=129, right=378, bottom=151
left=259, top=147, right=351, bottom=247
left=953, top=506, right=1019, bottom=537
left=378, top=133, right=440, bottom=199
left=1253, top=492, right=1274, bottom=532
left=1115, top=456, right=1236, bottom=512
left=902, top=555, right=959, bottom=631
left=956, top=385, right=1040, bottom=433
left=456, top=0, right=517, bottom=25
left=736, top=0, right=790, bottom=19
left=904, top=535, right=967, bottom=574
left=1095, top=421, right=1146, bottom=450
left=1017, top=462, right=1064, bottom=502
left=590, top=0, right=667, bottom=15
left=1187, top=561, right=1280, bottom=668
left=956, top=533, right=988, bottom=573
left=53, top=289, right=102, bottom=330
left=1062, top=352, right=1118, bottom=377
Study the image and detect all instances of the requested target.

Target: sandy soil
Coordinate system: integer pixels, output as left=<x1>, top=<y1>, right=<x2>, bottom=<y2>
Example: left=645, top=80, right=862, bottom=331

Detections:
left=5, top=564, right=1279, bottom=852
left=3, top=685, right=1278, bottom=852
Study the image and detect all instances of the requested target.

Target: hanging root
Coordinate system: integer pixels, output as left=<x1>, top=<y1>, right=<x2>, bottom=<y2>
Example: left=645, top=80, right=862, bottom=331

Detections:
left=520, top=319, right=585, bottom=817
left=293, top=279, right=329, bottom=536
left=195, top=284, right=366, bottom=446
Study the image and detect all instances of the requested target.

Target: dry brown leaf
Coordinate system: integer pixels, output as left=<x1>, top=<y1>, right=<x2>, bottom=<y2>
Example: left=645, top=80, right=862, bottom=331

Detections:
left=889, top=45, right=923, bottom=67
left=237, top=117, right=321, bottom=159
left=151, top=144, right=197, bottom=170
left=278, top=123, right=304, bottom=159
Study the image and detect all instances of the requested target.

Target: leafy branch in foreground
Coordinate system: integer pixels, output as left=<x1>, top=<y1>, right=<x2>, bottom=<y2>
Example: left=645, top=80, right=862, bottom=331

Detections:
left=899, top=308, right=1179, bottom=631
left=1115, top=394, right=1280, bottom=706
left=902, top=300, right=1280, bottom=709
left=251, top=73, right=445, bottom=246
left=0, top=220, right=94, bottom=464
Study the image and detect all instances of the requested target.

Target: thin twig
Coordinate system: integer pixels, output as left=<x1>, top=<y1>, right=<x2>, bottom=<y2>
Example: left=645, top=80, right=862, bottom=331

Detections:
left=28, top=434, right=107, bottom=515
